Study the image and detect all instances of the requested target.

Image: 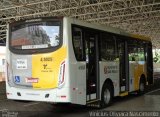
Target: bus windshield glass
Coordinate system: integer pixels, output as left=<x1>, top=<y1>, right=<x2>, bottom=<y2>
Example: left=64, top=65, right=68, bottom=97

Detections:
left=10, top=21, right=61, bottom=50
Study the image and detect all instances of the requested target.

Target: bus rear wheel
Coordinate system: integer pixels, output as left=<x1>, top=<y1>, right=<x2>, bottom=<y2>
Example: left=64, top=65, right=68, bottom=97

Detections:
left=138, top=79, right=146, bottom=94
left=100, top=84, right=113, bottom=108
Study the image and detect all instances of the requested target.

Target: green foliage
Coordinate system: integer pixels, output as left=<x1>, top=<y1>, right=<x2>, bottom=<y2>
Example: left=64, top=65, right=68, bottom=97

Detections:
left=153, top=51, right=160, bottom=63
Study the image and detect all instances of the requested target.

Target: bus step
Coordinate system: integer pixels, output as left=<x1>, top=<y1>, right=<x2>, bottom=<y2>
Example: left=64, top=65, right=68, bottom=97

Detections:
left=119, top=91, right=128, bottom=97
left=87, top=99, right=100, bottom=108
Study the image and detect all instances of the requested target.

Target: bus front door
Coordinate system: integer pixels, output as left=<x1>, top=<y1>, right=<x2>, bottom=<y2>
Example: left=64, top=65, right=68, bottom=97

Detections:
left=85, top=32, right=100, bottom=103
left=118, top=41, right=129, bottom=93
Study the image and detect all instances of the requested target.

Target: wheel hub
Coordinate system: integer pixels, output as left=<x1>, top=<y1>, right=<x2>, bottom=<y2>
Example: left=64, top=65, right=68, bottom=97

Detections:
left=104, top=88, right=111, bottom=104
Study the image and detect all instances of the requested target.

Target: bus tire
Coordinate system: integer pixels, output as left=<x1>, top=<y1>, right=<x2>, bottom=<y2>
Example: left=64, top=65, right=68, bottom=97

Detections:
left=100, top=84, right=113, bottom=108
left=138, top=79, right=146, bottom=94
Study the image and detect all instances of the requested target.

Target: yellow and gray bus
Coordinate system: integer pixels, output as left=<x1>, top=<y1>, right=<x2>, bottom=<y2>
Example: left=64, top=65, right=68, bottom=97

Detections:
left=6, top=17, right=153, bottom=107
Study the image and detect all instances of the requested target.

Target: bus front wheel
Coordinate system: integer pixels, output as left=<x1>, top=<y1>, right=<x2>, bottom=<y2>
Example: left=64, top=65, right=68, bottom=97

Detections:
left=100, top=84, right=113, bottom=108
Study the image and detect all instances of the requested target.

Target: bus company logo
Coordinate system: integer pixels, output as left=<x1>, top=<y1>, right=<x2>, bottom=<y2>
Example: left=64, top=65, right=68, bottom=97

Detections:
left=104, top=66, right=108, bottom=74
left=25, top=77, right=39, bottom=83
left=43, top=64, right=47, bottom=69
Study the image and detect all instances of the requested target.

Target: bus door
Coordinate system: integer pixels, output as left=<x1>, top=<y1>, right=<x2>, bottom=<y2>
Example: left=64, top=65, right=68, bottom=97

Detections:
left=85, top=31, right=100, bottom=102
left=146, top=42, right=153, bottom=84
left=118, top=40, right=129, bottom=93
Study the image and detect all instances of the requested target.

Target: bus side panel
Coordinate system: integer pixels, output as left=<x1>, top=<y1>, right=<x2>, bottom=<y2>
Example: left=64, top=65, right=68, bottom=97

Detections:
left=99, top=61, right=120, bottom=97
left=64, top=17, right=86, bottom=105
left=69, top=62, right=86, bottom=105
left=129, top=63, right=135, bottom=92
left=133, top=63, right=146, bottom=91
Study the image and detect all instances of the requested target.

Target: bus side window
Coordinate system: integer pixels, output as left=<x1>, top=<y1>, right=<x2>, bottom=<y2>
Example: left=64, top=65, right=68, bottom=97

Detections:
left=72, top=27, right=84, bottom=61
left=132, top=57, right=135, bottom=61
left=128, top=40, right=139, bottom=62
left=100, top=33, right=117, bottom=61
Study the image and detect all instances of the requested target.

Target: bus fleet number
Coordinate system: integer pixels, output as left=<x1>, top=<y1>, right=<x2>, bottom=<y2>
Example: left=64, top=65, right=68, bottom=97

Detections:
left=40, top=57, right=53, bottom=62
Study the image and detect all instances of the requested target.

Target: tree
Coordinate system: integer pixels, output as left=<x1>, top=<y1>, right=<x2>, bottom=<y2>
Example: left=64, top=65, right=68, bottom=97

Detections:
left=153, top=51, right=160, bottom=63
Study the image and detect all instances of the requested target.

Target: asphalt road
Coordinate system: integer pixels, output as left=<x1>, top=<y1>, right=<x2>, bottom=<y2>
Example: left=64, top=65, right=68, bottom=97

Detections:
left=0, top=79, right=160, bottom=117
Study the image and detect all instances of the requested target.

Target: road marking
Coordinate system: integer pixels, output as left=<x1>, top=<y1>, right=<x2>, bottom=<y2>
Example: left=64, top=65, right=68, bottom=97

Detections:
left=23, top=102, right=40, bottom=107
left=146, top=88, right=160, bottom=95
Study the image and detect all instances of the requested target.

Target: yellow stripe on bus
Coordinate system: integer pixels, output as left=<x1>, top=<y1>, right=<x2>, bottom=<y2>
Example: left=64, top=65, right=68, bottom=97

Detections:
left=130, top=34, right=151, bottom=41
left=32, top=46, right=67, bottom=89
left=134, top=64, right=146, bottom=91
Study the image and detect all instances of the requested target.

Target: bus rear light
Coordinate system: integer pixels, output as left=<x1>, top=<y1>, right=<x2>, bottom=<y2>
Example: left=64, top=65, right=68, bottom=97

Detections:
left=58, top=61, right=65, bottom=88
left=61, top=95, right=66, bottom=98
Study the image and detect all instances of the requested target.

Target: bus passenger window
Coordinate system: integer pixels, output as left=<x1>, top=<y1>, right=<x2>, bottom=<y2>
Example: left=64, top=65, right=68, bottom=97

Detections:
left=128, top=40, right=137, bottom=62
left=72, top=27, right=84, bottom=61
left=100, top=33, right=117, bottom=61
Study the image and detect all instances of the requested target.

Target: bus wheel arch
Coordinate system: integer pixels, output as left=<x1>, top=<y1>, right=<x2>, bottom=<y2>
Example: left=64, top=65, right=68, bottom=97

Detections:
left=139, top=74, right=146, bottom=94
left=100, top=78, right=114, bottom=108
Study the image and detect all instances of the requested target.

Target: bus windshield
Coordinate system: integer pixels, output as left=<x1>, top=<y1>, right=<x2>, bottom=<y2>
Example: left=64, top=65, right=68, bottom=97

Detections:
left=10, top=21, right=61, bottom=50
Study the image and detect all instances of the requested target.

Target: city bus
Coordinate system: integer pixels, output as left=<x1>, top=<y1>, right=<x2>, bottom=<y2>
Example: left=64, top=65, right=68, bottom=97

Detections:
left=5, top=17, right=153, bottom=108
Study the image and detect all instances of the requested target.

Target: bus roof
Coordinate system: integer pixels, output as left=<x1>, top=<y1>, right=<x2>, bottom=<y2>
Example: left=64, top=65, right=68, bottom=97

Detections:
left=9, top=16, right=151, bottom=42
left=67, top=17, right=151, bottom=42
